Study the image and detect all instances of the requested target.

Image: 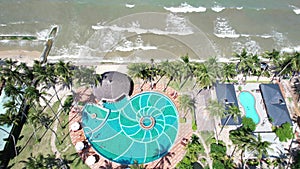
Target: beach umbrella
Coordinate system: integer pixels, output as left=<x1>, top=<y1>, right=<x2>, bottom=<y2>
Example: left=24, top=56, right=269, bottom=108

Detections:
left=75, top=141, right=85, bottom=151
left=71, top=122, right=80, bottom=131
left=85, top=155, right=96, bottom=165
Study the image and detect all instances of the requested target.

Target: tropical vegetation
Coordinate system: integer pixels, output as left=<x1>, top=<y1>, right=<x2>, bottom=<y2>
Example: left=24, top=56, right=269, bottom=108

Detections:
left=0, top=47, right=299, bottom=168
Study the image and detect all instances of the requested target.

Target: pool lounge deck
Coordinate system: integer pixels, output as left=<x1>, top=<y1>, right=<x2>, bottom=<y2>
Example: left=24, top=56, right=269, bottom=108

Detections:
left=69, top=84, right=193, bottom=168
left=236, top=83, right=273, bottom=132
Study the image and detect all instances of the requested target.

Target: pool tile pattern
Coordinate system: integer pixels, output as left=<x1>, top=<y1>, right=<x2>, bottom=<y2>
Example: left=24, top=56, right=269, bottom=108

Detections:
left=69, top=83, right=193, bottom=168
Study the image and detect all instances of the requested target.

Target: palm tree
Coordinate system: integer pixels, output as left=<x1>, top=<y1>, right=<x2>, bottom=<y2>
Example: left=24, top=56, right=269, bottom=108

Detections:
left=205, top=56, right=222, bottom=80
left=160, top=60, right=180, bottom=91
left=127, top=63, right=151, bottom=90
left=207, top=99, right=226, bottom=142
left=185, top=134, right=204, bottom=163
left=234, top=49, right=257, bottom=82
left=0, top=59, right=22, bottom=85
left=24, top=86, right=62, bottom=128
left=282, top=52, right=300, bottom=80
left=3, top=83, right=23, bottom=102
left=219, top=105, right=241, bottom=135
left=21, top=153, right=70, bottom=169
left=221, top=62, right=237, bottom=83
left=194, top=63, right=215, bottom=92
left=179, top=54, right=193, bottom=89
left=54, top=60, right=73, bottom=90
left=252, top=134, right=272, bottom=167
left=229, top=129, right=256, bottom=168
left=178, top=94, right=195, bottom=119
left=2, top=100, right=21, bottom=125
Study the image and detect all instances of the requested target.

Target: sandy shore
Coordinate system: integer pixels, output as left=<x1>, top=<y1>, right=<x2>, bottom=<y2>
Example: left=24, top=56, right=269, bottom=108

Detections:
left=0, top=50, right=128, bottom=73
left=0, top=50, right=41, bottom=66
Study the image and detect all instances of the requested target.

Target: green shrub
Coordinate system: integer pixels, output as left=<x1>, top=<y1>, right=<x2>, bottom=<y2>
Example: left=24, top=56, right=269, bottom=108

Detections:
left=192, top=120, right=197, bottom=131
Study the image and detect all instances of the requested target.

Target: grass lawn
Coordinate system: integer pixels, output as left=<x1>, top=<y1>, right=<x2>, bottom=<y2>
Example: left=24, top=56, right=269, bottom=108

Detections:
left=8, top=102, right=60, bottom=168
left=9, top=100, right=90, bottom=169
left=55, top=109, right=90, bottom=169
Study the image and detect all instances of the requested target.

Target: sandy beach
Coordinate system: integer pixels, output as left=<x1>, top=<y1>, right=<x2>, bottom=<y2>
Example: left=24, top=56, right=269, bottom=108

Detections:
left=0, top=50, right=128, bottom=74
left=0, top=50, right=40, bottom=66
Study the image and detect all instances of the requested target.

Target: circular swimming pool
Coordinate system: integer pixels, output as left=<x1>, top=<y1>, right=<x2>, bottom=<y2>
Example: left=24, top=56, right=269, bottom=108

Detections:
left=81, top=92, right=179, bottom=165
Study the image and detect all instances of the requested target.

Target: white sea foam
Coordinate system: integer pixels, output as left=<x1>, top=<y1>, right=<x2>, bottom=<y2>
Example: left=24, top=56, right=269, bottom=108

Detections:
left=0, top=24, right=7, bottom=27
left=281, top=46, right=300, bottom=53
left=255, top=8, right=266, bottom=11
left=125, top=4, right=135, bottom=8
left=36, top=28, right=51, bottom=40
left=236, top=7, right=243, bottom=10
left=92, top=18, right=193, bottom=36
left=260, top=34, right=272, bottom=39
left=163, top=2, right=206, bottom=13
left=115, top=36, right=157, bottom=52
left=214, top=18, right=240, bottom=38
left=0, top=40, right=10, bottom=43
left=211, top=5, right=225, bottom=12
left=165, top=13, right=193, bottom=34
left=289, top=5, right=300, bottom=15
left=293, top=9, right=300, bottom=15
left=240, top=34, right=250, bottom=37
left=10, top=21, right=25, bottom=25
left=232, top=40, right=261, bottom=55
left=281, top=47, right=294, bottom=53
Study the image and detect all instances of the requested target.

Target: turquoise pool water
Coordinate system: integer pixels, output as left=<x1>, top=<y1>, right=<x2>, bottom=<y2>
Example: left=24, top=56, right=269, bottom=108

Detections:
left=82, top=92, right=179, bottom=165
left=238, top=91, right=260, bottom=124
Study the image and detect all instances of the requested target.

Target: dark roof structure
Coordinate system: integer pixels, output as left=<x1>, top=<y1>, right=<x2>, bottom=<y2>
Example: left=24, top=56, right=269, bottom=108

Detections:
left=93, top=71, right=133, bottom=101
left=215, top=83, right=242, bottom=126
left=260, top=84, right=292, bottom=126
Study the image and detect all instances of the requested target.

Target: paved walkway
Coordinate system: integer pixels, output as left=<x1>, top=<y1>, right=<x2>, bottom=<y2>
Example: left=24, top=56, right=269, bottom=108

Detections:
left=69, top=83, right=193, bottom=168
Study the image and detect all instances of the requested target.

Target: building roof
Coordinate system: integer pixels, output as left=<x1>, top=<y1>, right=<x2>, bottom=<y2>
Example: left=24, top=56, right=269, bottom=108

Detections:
left=215, top=83, right=242, bottom=126
left=259, top=84, right=292, bottom=126
left=93, top=71, right=133, bottom=101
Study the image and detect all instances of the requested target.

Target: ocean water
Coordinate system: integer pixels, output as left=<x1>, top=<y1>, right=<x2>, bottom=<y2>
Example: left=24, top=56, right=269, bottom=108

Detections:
left=0, top=0, right=300, bottom=63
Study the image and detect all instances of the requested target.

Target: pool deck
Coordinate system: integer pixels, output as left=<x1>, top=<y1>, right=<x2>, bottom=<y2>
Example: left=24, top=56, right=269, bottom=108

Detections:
left=236, top=83, right=273, bottom=132
left=217, top=81, right=296, bottom=163
left=69, top=84, right=193, bottom=168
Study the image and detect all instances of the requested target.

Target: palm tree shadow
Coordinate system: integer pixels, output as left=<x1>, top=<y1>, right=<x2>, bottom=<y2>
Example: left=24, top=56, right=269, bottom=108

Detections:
left=99, top=160, right=113, bottom=169
left=153, top=144, right=175, bottom=168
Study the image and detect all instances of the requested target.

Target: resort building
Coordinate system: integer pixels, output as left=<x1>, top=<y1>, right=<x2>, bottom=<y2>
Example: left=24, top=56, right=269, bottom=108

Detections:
left=260, top=84, right=292, bottom=126
left=215, top=83, right=242, bottom=126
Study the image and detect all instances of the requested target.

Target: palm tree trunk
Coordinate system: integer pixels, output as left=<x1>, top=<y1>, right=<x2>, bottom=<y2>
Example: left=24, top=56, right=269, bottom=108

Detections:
left=0, top=128, right=17, bottom=156
left=42, top=97, right=63, bottom=128
left=241, top=150, right=245, bottom=169
left=213, top=118, right=219, bottom=144
left=53, top=86, right=64, bottom=110
left=218, top=114, right=232, bottom=136
left=140, top=80, right=147, bottom=91
left=277, top=62, right=291, bottom=78
left=155, top=75, right=164, bottom=85
left=230, top=145, right=237, bottom=158
left=180, top=76, right=189, bottom=89
left=163, top=77, right=173, bottom=92
left=196, top=88, right=203, bottom=96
